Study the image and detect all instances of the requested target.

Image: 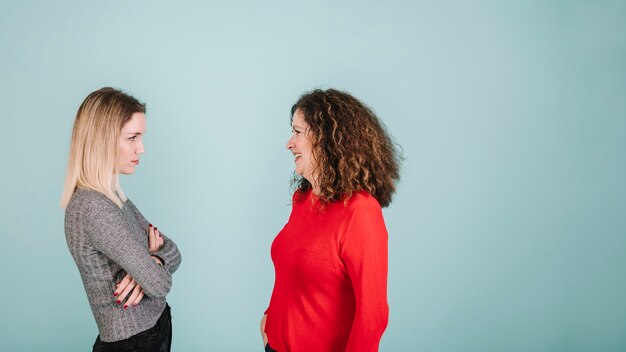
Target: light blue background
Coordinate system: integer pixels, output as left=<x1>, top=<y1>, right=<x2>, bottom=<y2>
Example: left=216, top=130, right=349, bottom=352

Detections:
left=1, top=1, right=625, bottom=351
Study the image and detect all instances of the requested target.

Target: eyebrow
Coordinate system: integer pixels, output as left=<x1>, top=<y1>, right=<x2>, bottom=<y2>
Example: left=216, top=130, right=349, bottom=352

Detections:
left=125, top=132, right=142, bottom=136
left=291, top=124, right=305, bottom=130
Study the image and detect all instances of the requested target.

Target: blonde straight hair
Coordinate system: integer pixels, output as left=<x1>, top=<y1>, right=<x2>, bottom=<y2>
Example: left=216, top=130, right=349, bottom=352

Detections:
left=60, top=87, right=146, bottom=208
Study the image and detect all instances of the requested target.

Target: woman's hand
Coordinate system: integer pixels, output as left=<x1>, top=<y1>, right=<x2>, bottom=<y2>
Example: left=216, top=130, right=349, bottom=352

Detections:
left=114, top=273, right=145, bottom=308
left=260, top=314, right=268, bottom=346
left=151, top=255, right=163, bottom=266
left=148, top=224, right=163, bottom=254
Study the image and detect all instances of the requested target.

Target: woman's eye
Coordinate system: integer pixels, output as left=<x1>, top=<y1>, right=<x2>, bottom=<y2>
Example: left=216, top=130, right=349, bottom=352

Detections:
left=129, top=136, right=136, bottom=141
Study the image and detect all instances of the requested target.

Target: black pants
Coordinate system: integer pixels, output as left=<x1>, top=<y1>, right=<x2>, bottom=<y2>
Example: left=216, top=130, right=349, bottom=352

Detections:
left=93, top=304, right=172, bottom=352
left=265, top=343, right=276, bottom=352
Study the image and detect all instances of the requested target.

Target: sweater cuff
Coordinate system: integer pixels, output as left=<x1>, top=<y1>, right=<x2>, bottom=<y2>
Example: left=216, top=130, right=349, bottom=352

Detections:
left=155, top=241, right=180, bottom=274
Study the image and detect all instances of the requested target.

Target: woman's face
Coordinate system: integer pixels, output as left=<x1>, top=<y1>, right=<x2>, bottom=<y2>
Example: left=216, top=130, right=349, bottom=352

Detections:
left=116, top=112, right=146, bottom=175
left=286, top=109, right=316, bottom=183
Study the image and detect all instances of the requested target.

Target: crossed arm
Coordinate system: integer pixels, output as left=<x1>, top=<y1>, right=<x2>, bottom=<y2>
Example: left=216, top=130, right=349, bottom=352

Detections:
left=114, top=225, right=166, bottom=308
left=85, top=197, right=182, bottom=308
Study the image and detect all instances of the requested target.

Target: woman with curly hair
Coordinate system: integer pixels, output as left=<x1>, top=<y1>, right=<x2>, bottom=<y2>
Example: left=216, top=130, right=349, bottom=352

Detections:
left=261, top=89, right=401, bottom=352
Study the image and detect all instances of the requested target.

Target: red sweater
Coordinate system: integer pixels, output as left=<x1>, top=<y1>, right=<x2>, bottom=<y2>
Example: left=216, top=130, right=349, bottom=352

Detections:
left=265, top=190, right=389, bottom=352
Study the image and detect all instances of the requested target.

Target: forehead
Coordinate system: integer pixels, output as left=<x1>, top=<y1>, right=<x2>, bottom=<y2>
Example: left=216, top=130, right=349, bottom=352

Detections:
left=291, top=109, right=308, bottom=127
left=121, top=112, right=146, bottom=132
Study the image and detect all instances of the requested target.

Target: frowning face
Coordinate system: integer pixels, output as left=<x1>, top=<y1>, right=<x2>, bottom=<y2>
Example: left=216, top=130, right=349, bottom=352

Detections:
left=116, top=112, right=146, bottom=175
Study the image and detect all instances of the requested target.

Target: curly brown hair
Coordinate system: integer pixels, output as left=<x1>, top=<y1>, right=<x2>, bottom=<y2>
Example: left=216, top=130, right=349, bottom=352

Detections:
left=291, top=88, right=401, bottom=207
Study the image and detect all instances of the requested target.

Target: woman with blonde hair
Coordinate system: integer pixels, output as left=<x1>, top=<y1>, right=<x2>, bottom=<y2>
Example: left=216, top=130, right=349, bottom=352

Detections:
left=261, top=88, right=401, bottom=352
left=61, top=87, right=181, bottom=352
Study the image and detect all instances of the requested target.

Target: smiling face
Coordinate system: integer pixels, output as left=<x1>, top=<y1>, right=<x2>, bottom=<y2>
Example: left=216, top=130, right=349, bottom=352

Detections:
left=116, top=112, right=146, bottom=175
left=286, top=109, right=317, bottom=185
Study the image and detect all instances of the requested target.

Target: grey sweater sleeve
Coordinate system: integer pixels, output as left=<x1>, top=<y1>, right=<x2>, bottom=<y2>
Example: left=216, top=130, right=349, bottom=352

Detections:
left=125, top=199, right=182, bottom=274
left=84, top=196, right=173, bottom=298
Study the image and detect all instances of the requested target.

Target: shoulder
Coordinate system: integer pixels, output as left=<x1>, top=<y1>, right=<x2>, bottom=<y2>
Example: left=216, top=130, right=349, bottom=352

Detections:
left=338, top=192, right=388, bottom=247
left=345, top=191, right=382, bottom=212
left=66, top=188, right=121, bottom=217
left=326, top=191, right=383, bottom=219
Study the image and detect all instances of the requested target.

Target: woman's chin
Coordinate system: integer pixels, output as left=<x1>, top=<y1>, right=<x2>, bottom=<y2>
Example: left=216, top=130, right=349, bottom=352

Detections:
left=117, top=168, right=135, bottom=175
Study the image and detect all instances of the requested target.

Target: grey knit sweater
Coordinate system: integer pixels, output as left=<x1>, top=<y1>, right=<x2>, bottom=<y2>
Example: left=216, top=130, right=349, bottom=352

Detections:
left=65, top=188, right=182, bottom=342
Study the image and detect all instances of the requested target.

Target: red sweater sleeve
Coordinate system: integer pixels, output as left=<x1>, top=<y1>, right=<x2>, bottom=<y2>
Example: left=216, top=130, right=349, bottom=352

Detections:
left=340, top=203, right=389, bottom=352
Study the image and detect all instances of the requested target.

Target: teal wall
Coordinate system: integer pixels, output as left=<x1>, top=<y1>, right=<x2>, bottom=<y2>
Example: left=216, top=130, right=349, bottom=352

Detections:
left=1, top=1, right=625, bottom=351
